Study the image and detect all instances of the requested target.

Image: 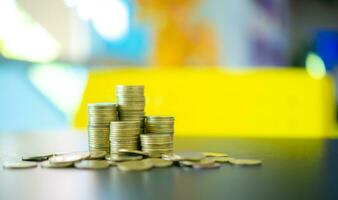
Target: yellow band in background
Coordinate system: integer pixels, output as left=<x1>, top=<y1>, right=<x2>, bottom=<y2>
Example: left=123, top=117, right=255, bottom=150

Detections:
left=73, top=68, right=336, bottom=138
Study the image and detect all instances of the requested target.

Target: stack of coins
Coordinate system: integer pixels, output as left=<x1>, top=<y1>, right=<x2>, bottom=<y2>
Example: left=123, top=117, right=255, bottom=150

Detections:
left=116, top=85, right=145, bottom=133
left=88, top=103, right=118, bottom=153
left=110, top=121, right=141, bottom=154
left=145, top=116, right=174, bottom=134
left=141, top=116, right=175, bottom=157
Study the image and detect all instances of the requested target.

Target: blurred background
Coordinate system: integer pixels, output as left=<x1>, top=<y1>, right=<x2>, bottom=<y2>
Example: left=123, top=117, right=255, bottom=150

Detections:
left=0, top=0, right=337, bottom=137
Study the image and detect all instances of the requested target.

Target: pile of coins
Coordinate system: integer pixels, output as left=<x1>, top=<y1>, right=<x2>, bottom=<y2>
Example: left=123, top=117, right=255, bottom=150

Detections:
left=2, top=84, right=264, bottom=172
left=140, top=116, right=175, bottom=157
left=145, top=116, right=174, bottom=134
left=88, top=103, right=118, bottom=153
left=3, top=150, right=262, bottom=171
left=109, top=121, right=141, bottom=154
left=116, top=85, right=145, bottom=134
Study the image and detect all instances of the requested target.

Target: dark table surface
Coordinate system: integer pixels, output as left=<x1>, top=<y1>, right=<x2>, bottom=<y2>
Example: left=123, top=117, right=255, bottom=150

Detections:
left=0, top=133, right=337, bottom=200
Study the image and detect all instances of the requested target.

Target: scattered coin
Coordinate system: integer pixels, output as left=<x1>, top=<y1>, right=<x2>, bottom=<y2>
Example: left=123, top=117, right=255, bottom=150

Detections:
left=229, top=159, right=262, bottom=166
left=179, top=157, right=216, bottom=167
left=117, top=160, right=153, bottom=171
left=143, top=158, right=173, bottom=168
left=40, top=160, right=74, bottom=168
left=68, top=151, right=91, bottom=160
left=75, top=160, right=110, bottom=169
left=173, top=152, right=206, bottom=161
left=105, top=154, right=143, bottom=162
left=203, top=152, right=229, bottom=157
left=22, top=153, right=53, bottom=162
left=89, top=151, right=107, bottom=159
left=213, top=157, right=234, bottom=163
left=3, top=161, right=38, bottom=169
left=49, top=154, right=83, bottom=164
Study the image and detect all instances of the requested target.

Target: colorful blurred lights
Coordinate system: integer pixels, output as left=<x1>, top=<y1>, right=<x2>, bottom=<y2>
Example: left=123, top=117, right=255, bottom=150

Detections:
left=67, top=0, right=130, bottom=40
left=306, top=52, right=327, bottom=80
left=0, top=0, right=60, bottom=62
left=29, top=63, right=88, bottom=119
left=92, top=0, right=129, bottom=40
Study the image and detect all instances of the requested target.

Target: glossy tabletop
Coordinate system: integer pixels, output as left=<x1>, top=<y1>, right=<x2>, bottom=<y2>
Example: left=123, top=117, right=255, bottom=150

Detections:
left=0, top=133, right=337, bottom=200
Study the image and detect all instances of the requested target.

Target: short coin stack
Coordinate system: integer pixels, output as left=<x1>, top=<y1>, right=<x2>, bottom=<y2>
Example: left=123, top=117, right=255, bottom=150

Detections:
left=116, top=85, right=145, bottom=134
left=88, top=103, right=118, bottom=153
left=141, top=116, right=175, bottom=157
left=110, top=121, right=141, bottom=154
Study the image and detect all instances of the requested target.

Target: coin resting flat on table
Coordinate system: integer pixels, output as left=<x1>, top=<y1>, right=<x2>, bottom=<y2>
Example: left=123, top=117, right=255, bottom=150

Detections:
left=105, top=154, right=143, bottom=162
left=22, top=153, right=53, bottom=162
left=143, top=158, right=173, bottom=168
left=40, top=160, right=74, bottom=168
left=229, top=159, right=262, bottom=166
left=179, top=157, right=216, bottom=167
left=203, top=152, right=229, bottom=157
left=171, top=152, right=206, bottom=161
left=3, top=161, right=38, bottom=169
left=117, top=160, right=153, bottom=171
left=49, top=154, right=83, bottom=164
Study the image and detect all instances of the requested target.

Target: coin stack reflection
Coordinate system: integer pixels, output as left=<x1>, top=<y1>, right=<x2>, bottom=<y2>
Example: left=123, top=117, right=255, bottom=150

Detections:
left=141, top=116, right=175, bottom=157
left=110, top=121, right=141, bottom=154
left=88, top=103, right=118, bottom=153
left=116, top=85, right=145, bottom=134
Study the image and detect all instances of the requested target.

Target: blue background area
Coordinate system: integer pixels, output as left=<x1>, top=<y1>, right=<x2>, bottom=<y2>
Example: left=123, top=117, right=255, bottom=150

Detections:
left=314, top=30, right=338, bottom=72
left=0, top=59, right=68, bottom=132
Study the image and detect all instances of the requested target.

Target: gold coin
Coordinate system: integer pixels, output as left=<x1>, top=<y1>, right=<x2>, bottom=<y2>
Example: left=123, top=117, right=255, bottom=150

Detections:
left=145, top=131, right=174, bottom=134
left=67, top=152, right=91, bottom=160
left=213, top=157, right=234, bottom=163
left=89, top=151, right=107, bottom=159
left=229, top=159, right=262, bottom=166
left=88, top=102, right=117, bottom=108
left=49, top=154, right=84, bottom=164
left=118, top=149, right=149, bottom=156
left=40, top=160, right=73, bottom=168
left=116, top=85, right=144, bottom=90
left=162, top=153, right=181, bottom=161
left=75, top=160, right=110, bottom=169
left=3, top=161, right=37, bottom=169
left=110, top=121, right=141, bottom=126
left=179, top=157, right=216, bottom=167
left=22, top=153, right=53, bottom=162
left=143, top=158, right=173, bottom=168
left=105, top=154, right=143, bottom=162
left=173, top=152, right=205, bottom=161
left=203, top=152, right=229, bottom=157
left=145, top=116, right=174, bottom=121
left=117, top=160, right=153, bottom=171
left=142, top=149, right=173, bottom=153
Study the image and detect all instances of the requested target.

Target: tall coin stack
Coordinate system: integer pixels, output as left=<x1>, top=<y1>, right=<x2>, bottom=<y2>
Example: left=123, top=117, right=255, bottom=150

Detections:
left=88, top=103, right=118, bottom=153
left=141, top=116, right=175, bottom=157
left=110, top=121, right=141, bottom=154
left=116, top=85, right=145, bottom=134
